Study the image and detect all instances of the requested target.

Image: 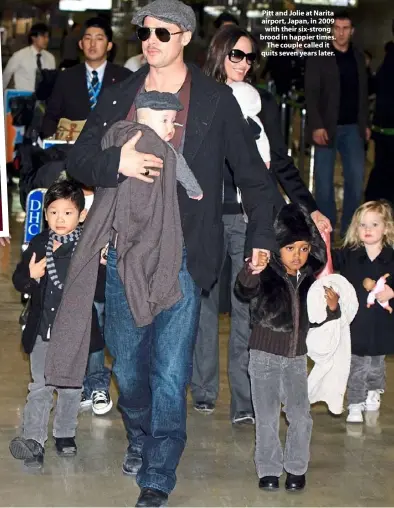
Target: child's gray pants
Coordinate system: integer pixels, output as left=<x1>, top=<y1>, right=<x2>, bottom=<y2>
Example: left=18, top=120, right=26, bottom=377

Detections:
left=249, top=350, right=312, bottom=478
left=23, top=336, right=82, bottom=447
left=347, top=354, right=385, bottom=405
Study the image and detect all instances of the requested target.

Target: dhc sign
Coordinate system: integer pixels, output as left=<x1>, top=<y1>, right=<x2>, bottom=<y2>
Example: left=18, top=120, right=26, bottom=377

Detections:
left=24, top=189, right=46, bottom=244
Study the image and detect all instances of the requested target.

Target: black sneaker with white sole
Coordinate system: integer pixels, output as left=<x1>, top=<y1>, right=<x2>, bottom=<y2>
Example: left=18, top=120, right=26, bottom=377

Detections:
left=80, top=392, right=93, bottom=410
left=193, top=401, right=215, bottom=414
left=54, top=437, right=77, bottom=456
left=232, top=411, right=255, bottom=425
left=92, top=390, right=113, bottom=415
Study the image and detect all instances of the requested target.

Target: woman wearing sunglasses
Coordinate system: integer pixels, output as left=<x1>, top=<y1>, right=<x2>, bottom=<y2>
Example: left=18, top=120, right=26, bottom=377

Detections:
left=191, top=24, right=331, bottom=424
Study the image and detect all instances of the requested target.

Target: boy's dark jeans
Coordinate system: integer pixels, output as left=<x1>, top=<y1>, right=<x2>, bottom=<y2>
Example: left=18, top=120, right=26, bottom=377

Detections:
left=249, top=350, right=312, bottom=478
left=83, top=302, right=111, bottom=398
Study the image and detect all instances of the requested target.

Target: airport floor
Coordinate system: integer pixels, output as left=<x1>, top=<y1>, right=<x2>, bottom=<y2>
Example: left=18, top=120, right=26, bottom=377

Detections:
left=1, top=184, right=394, bottom=507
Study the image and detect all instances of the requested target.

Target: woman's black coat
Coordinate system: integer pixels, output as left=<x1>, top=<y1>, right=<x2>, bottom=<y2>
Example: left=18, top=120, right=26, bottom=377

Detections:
left=257, top=88, right=317, bottom=215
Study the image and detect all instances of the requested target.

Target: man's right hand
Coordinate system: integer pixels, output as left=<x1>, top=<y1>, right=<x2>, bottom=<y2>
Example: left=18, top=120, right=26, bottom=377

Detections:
left=312, top=128, right=329, bottom=146
left=118, top=131, right=163, bottom=183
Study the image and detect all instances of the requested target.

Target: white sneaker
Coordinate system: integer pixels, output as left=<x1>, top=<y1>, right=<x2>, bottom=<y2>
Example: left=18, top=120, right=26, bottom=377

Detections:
left=346, top=403, right=364, bottom=423
left=92, top=390, right=113, bottom=416
left=365, top=390, right=381, bottom=411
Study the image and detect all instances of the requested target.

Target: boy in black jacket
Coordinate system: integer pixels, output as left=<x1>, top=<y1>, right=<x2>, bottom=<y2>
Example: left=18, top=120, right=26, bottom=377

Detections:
left=10, top=180, right=103, bottom=469
left=235, top=204, right=340, bottom=492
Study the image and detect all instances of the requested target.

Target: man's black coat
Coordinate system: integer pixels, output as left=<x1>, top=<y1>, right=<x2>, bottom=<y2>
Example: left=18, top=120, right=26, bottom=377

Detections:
left=304, top=45, right=368, bottom=142
left=66, top=64, right=277, bottom=291
left=41, top=62, right=132, bottom=138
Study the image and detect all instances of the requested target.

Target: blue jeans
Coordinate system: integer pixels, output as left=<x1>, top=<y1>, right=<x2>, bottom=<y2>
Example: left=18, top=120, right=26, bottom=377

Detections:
left=105, top=246, right=201, bottom=494
left=314, top=124, right=365, bottom=236
left=83, top=301, right=111, bottom=398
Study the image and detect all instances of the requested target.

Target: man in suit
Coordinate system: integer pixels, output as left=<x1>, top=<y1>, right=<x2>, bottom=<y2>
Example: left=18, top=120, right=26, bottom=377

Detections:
left=64, top=1, right=275, bottom=505
left=305, top=10, right=369, bottom=237
left=41, top=17, right=131, bottom=139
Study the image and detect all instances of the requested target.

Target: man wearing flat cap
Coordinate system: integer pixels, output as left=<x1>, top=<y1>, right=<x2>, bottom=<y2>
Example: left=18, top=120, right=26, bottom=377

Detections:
left=50, top=0, right=277, bottom=505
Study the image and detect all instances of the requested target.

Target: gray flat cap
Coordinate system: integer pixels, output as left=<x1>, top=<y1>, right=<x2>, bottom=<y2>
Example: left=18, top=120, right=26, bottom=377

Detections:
left=132, top=0, right=196, bottom=33
left=135, top=91, right=184, bottom=112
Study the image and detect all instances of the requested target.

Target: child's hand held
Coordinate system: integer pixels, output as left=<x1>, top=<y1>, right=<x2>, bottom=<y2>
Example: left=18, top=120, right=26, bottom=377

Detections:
left=248, top=249, right=270, bottom=274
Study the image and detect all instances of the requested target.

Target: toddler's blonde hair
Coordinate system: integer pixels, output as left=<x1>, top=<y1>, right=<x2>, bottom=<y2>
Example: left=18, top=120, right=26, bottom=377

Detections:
left=343, top=200, right=394, bottom=249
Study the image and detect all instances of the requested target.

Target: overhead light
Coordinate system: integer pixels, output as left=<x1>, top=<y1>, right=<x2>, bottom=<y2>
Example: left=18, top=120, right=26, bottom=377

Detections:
left=204, top=6, right=241, bottom=16
left=59, top=0, right=112, bottom=11
left=247, top=10, right=264, bottom=18
left=203, top=6, right=224, bottom=16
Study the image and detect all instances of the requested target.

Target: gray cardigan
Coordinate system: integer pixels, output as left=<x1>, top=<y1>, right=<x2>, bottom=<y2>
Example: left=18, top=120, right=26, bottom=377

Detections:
left=45, top=122, right=184, bottom=387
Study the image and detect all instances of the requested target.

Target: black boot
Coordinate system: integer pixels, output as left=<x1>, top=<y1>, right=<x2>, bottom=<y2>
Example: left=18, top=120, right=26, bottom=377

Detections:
left=54, top=437, right=77, bottom=456
left=122, top=445, right=142, bottom=476
left=259, top=476, right=279, bottom=491
left=136, top=488, right=168, bottom=507
left=285, top=472, right=306, bottom=491
left=9, top=437, right=44, bottom=469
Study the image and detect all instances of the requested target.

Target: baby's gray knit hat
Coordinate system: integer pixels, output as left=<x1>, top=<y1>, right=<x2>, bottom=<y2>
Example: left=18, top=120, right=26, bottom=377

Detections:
left=135, top=91, right=183, bottom=112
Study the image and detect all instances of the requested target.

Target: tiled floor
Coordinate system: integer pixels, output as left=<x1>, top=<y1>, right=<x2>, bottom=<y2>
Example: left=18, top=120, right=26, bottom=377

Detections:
left=1, top=186, right=394, bottom=506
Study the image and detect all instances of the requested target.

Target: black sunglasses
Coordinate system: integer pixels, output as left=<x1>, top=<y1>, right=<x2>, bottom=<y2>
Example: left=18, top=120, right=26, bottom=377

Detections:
left=228, top=49, right=257, bottom=65
left=137, top=27, right=184, bottom=43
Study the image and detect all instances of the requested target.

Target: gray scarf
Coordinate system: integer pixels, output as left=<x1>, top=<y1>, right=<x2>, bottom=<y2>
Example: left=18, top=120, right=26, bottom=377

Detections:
left=46, top=225, right=82, bottom=289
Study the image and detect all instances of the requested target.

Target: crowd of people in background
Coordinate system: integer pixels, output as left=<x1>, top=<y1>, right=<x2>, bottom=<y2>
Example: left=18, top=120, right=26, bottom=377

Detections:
left=1, top=3, right=394, bottom=508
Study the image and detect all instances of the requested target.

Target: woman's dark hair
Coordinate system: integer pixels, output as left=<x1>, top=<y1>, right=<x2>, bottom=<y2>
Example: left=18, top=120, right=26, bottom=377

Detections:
left=28, top=23, right=49, bottom=45
left=44, top=180, right=85, bottom=213
left=203, top=25, right=260, bottom=84
left=213, top=12, right=239, bottom=29
left=81, top=17, right=113, bottom=42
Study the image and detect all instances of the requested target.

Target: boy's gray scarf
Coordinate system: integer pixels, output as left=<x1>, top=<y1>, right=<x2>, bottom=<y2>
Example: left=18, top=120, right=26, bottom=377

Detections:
left=45, top=122, right=183, bottom=388
left=46, top=226, right=82, bottom=289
